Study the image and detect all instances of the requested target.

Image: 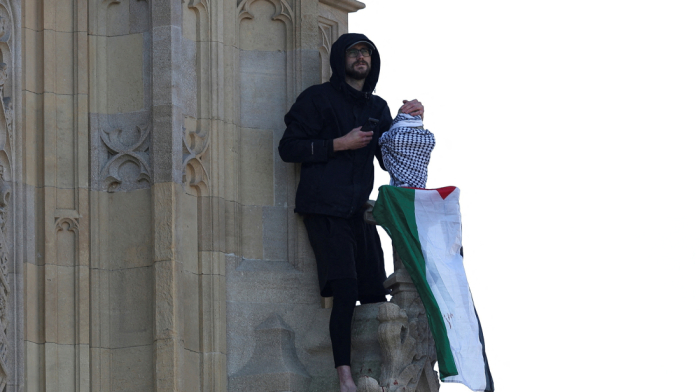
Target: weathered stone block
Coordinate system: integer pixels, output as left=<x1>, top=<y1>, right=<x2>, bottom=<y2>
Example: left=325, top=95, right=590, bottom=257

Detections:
left=182, top=270, right=199, bottom=351
left=54, top=31, right=76, bottom=95
left=229, top=314, right=311, bottom=392
left=97, top=189, right=153, bottom=269
left=106, top=0, right=130, bottom=37
left=153, top=182, right=176, bottom=262
left=240, top=128, right=274, bottom=206
left=262, top=205, right=288, bottom=261
left=26, top=341, right=44, bottom=392
left=241, top=204, right=263, bottom=260
left=154, top=338, right=185, bottom=392
left=24, top=29, right=42, bottom=94
left=150, top=0, right=183, bottom=29
left=25, top=263, right=43, bottom=344
left=151, top=26, right=178, bottom=107
left=178, top=190, right=198, bottom=274
left=239, top=50, right=287, bottom=131
left=56, top=265, right=77, bottom=345
left=130, top=0, right=151, bottom=34
left=109, top=267, right=154, bottom=348
left=111, top=345, right=154, bottom=391
left=183, top=349, right=202, bottom=392
left=106, top=33, right=145, bottom=114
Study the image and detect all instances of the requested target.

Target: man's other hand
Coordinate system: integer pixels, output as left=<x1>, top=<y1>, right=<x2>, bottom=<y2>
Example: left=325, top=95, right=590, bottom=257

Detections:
left=334, top=126, right=373, bottom=151
left=399, top=99, right=424, bottom=119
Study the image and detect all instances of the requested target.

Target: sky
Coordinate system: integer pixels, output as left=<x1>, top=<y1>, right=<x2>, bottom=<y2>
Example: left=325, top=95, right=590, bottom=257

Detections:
left=350, top=1, right=700, bottom=391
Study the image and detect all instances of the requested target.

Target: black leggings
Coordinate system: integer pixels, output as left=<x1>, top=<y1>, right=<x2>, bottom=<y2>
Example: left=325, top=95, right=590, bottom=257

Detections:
left=328, top=279, right=358, bottom=368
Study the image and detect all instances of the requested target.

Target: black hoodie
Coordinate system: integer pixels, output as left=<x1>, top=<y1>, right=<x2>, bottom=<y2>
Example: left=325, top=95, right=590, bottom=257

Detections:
left=279, top=33, right=393, bottom=218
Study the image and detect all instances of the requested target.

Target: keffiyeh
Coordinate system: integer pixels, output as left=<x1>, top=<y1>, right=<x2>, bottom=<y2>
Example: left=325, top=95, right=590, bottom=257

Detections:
left=379, top=113, right=435, bottom=188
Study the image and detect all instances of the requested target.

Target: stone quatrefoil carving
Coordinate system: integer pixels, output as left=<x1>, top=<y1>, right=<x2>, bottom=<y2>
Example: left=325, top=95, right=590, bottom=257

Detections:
left=100, top=124, right=152, bottom=192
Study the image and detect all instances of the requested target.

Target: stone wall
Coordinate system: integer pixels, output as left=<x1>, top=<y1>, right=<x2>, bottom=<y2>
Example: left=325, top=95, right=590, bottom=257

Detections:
left=17, top=0, right=365, bottom=391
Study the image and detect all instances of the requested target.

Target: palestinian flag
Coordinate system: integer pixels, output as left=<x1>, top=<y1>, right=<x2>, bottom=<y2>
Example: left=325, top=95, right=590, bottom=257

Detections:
left=373, top=185, right=494, bottom=392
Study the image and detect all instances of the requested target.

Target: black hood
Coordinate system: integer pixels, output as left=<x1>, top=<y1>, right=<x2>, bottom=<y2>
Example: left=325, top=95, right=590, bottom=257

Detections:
left=329, top=33, right=380, bottom=94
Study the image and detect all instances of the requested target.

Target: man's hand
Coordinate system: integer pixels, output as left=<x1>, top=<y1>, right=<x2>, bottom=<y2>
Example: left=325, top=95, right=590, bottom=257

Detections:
left=399, top=99, right=425, bottom=119
left=334, top=126, right=373, bottom=151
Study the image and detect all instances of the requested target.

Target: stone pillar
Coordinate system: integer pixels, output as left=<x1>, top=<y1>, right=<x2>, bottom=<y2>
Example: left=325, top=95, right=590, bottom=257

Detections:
left=23, top=0, right=91, bottom=390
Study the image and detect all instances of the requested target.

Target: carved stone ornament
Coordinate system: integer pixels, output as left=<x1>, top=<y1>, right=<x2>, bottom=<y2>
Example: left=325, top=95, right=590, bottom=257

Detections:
left=357, top=303, right=439, bottom=392
left=182, top=121, right=209, bottom=195
left=0, top=164, right=10, bottom=390
left=100, top=124, right=152, bottom=192
left=0, top=63, right=10, bottom=148
left=238, top=0, right=293, bottom=22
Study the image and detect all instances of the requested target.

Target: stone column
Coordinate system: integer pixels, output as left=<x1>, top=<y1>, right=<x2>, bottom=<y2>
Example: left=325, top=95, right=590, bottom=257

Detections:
left=23, top=0, right=91, bottom=390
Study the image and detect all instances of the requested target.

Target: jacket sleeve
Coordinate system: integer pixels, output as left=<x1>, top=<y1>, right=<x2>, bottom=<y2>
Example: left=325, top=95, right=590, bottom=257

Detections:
left=374, top=104, right=393, bottom=171
left=278, top=90, right=335, bottom=163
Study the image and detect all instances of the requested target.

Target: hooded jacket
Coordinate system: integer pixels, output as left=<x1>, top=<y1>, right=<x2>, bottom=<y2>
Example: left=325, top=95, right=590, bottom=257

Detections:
left=278, top=33, right=392, bottom=218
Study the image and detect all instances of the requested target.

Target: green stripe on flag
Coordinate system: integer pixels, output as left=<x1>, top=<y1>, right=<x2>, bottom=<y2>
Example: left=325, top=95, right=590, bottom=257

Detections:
left=373, top=185, right=458, bottom=380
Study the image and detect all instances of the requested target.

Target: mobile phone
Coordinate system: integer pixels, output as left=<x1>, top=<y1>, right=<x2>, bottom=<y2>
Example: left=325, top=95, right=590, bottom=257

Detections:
left=361, top=118, right=379, bottom=132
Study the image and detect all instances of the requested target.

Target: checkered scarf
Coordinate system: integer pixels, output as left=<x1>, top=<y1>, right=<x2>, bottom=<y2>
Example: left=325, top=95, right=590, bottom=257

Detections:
left=379, top=113, right=435, bottom=188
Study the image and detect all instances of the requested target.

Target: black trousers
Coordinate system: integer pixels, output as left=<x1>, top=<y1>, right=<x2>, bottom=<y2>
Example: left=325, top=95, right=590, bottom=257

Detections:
left=304, top=213, right=389, bottom=367
left=303, top=212, right=389, bottom=301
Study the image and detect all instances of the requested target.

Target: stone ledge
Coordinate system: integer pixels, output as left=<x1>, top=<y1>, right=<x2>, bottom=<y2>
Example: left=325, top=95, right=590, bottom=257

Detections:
left=320, top=0, right=366, bottom=13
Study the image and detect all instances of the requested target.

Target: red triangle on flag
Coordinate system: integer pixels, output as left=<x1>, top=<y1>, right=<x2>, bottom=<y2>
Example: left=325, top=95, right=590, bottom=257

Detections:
left=406, top=186, right=457, bottom=200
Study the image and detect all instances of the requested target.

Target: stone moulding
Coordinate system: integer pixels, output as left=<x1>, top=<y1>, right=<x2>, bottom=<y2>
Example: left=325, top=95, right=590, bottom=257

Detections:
left=319, top=0, right=365, bottom=13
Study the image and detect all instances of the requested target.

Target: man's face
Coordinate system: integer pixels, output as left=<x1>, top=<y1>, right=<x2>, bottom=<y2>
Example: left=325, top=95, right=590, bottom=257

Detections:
left=345, top=43, right=372, bottom=81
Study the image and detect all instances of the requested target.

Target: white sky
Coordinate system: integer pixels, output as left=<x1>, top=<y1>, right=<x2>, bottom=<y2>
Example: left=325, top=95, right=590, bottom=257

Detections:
left=350, top=1, right=700, bottom=391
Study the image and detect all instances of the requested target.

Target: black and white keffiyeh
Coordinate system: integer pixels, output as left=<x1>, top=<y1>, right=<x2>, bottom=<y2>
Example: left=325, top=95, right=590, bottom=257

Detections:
left=379, top=113, right=435, bottom=188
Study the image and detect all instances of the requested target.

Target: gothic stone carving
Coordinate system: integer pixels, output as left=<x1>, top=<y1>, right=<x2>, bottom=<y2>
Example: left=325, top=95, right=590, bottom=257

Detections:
left=99, top=124, right=152, bottom=192
left=0, top=2, right=13, bottom=388
left=182, top=119, right=209, bottom=195
left=357, top=303, right=439, bottom=392
left=238, top=0, right=293, bottom=23
left=0, top=165, right=9, bottom=390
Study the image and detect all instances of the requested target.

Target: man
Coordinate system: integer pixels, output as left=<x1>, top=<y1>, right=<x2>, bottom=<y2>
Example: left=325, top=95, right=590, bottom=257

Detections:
left=278, top=33, right=424, bottom=392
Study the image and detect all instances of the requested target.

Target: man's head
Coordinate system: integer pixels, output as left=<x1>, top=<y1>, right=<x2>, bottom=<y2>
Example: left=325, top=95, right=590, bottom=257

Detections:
left=345, top=42, right=373, bottom=81
left=330, top=34, right=380, bottom=92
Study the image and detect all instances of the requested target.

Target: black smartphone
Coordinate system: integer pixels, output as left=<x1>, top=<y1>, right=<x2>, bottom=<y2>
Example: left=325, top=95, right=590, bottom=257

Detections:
left=361, top=117, right=379, bottom=132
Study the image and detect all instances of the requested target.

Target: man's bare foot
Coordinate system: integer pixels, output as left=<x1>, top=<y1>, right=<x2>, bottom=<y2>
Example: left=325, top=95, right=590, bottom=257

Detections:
left=337, top=365, right=357, bottom=392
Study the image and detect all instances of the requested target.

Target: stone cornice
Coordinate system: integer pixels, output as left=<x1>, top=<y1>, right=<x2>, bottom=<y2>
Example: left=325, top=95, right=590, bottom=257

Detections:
left=319, top=0, right=366, bottom=13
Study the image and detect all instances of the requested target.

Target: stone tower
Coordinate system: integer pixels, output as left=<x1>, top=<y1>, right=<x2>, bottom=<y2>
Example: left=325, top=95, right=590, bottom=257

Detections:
left=0, top=0, right=440, bottom=391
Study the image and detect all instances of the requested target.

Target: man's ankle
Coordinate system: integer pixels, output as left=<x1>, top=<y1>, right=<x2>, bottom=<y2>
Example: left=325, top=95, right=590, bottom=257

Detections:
left=336, top=365, right=356, bottom=392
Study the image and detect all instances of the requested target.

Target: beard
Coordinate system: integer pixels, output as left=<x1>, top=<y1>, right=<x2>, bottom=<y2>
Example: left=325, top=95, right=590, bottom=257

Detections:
left=345, top=60, right=371, bottom=80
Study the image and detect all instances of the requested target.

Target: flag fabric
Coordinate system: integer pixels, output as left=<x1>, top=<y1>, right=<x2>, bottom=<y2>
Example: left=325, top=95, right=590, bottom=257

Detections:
left=373, top=185, right=494, bottom=392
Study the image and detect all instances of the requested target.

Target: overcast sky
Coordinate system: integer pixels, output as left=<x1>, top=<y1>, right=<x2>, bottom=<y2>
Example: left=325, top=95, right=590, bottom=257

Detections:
left=350, top=1, right=700, bottom=391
